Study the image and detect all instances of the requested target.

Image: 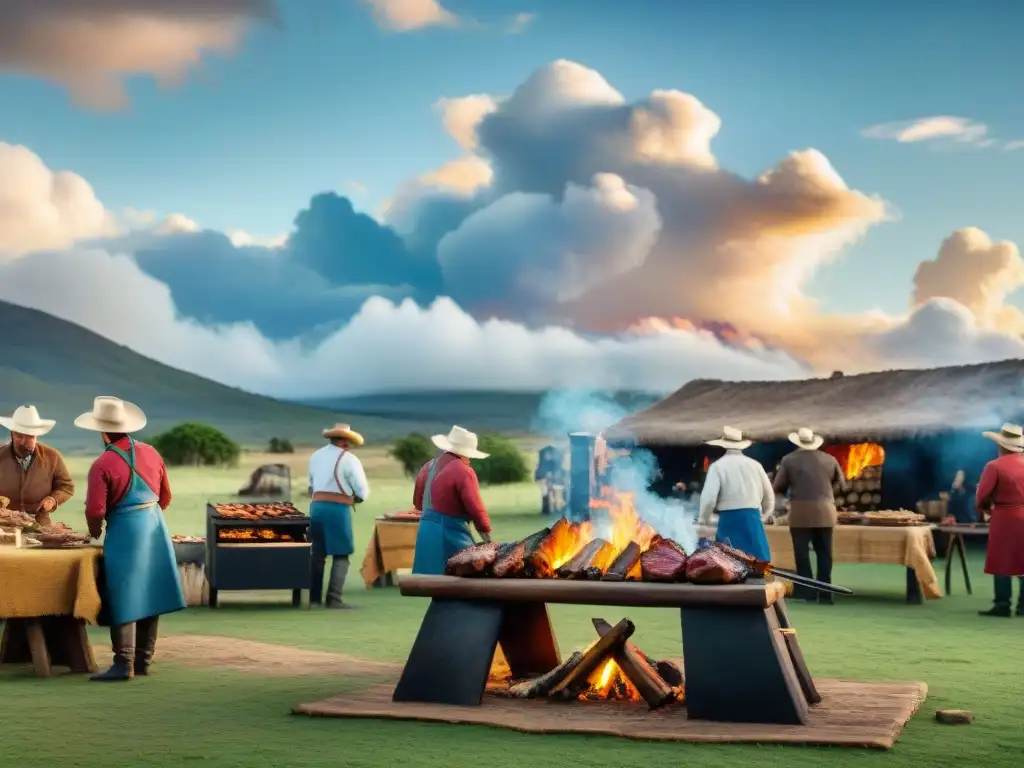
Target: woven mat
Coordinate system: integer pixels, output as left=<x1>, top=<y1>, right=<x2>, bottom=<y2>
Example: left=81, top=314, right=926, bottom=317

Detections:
left=0, top=547, right=103, bottom=622
left=295, top=678, right=927, bottom=749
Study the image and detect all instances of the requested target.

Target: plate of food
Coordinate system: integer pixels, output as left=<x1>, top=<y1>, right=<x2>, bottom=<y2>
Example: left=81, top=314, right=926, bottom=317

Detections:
left=0, top=508, right=37, bottom=529
left=862, top=510, right=927, bottom=526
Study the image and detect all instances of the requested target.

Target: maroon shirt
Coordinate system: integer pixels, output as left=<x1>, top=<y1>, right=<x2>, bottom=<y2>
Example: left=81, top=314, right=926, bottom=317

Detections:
left=85, top=437, right=172, bottom=522
left=412, top=453, right=492, bottom=533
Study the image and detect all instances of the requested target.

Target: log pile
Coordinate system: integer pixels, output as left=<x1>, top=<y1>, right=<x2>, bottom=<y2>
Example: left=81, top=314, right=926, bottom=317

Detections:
left=490, top=617, right=685, bottom=708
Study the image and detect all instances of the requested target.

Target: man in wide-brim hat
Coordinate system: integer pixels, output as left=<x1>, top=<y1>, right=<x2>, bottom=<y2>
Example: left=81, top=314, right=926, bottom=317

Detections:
left=77, top=396, right=185, bottom=680
left=307, top=424, right=370, bottom=608
left=976, top=423, right=1024, bottom=617
left=0, top=405, right=75, bottom=527
left=773, top=427, right=848, bottom=603
left=698, top=426, right=775, bottom=561
left=411, top=425, right=494, bottom=574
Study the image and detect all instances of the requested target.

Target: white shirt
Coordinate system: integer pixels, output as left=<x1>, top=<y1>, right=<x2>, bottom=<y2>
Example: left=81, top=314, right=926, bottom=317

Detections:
left=699, top=450, right=775, bottom=524
left=308, top=444, right=370, bottom=501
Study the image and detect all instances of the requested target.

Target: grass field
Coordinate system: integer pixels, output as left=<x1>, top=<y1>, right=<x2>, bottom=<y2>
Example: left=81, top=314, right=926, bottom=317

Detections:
left=2, top=445, right=1023, bottom=767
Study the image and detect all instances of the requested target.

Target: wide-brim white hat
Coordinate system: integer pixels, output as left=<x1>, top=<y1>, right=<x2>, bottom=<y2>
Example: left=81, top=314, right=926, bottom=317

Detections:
left=432, top=425, right=489, bottom=459
left=0, top=405, right=55, bottom=437
left=982, top=423, right=1024, bottom=453
left=74, top=396, right=147, bottom=434
left=788, top=427, right=824, bottom=450
left=322, top=423, right=365, bottom=446
left=705, top=425, right=752, bottom=451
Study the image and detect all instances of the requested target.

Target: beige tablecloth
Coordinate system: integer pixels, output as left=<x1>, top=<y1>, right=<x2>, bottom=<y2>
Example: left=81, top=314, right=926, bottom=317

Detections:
left=699, top=523, right=941, bottom=599
left=0, top=546, right=104, bottom=621
left=360, top=519, right=419, bottom=588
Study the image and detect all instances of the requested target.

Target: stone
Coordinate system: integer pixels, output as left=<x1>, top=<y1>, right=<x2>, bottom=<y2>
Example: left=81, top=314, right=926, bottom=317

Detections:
left=935, top=709, right=973, bottom=724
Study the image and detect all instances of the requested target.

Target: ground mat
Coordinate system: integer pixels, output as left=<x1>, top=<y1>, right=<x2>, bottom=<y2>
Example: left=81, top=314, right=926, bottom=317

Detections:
left=294, top=678, right=927, bottom=749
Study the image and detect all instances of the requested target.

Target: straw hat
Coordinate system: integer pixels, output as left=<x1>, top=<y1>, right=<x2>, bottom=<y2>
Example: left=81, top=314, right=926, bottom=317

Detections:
left=705, top=426, right=752, bottom=451
left=982, top=423, right=1024, bottom=453
left=432, top=425, right=489, bottom=459
left=74, top=397, right=147, bottom=434
left=788, top=427, right=824, bottom=451
left=0, top=405, right=55, bottom=437
left=322, top=423, right=364, bottom=446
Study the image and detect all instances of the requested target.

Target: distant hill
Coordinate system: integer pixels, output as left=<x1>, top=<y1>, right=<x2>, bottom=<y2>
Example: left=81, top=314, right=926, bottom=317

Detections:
left=0, top=302, right=422, bottom=452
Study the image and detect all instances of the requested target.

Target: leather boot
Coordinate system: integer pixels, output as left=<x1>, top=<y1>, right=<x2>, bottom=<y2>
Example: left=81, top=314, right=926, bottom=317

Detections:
left=134, top=616, right=159, bottom=676
left=310, top=555, right=326, bottom=605
left=325, top=556, right=353, bottom=609
left=90, top=624, right=135, bottom=681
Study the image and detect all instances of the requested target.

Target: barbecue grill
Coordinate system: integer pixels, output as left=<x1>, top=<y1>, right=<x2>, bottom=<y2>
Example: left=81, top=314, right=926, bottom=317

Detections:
left=205, top=502, right=311, bottom=608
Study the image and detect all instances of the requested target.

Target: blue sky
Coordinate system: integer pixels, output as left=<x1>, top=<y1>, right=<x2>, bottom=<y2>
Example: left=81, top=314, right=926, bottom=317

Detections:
left=2, top=0, right=1022, bottom=317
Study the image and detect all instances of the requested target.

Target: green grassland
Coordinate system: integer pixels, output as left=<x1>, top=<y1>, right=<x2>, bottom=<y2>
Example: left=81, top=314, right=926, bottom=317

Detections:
left=1, top=445, right=1021, bottom=767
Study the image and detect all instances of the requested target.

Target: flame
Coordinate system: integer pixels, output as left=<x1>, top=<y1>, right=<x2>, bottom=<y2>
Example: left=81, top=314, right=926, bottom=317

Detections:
left=581, top=658, right=641, bottom=701
left=218, top=528, right=295, bottom=542
left=824, top=443, right=885, bottom=480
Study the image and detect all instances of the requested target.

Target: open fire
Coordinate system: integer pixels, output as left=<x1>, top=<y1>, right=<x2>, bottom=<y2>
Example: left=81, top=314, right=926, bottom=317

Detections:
left=217, top=528, right=297, bottom=542
left=487, top=618, right=684, bottom=707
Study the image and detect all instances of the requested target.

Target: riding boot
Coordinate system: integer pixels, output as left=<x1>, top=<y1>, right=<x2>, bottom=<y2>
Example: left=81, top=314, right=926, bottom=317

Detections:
left=310, top=554, right=326, bottom=605
left=325, top=556, right=353, bottom=608
left=134, top=616, right=159, bottom=676
left=90, top=623, right=135, bottom=681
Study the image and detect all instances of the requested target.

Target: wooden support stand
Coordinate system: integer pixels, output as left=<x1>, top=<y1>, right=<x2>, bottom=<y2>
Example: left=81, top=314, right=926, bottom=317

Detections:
left=392, top=576, right=819, bottom=725
left=0, top=617, right=97, bottom=678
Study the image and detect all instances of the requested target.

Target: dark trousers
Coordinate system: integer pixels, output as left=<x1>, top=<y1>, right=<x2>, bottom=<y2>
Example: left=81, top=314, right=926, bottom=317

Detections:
left=993, top=576, right=1024, bottom=610
left=310, top=555, right=350, bottom=605
left=790, top=527, right=834, bottom=601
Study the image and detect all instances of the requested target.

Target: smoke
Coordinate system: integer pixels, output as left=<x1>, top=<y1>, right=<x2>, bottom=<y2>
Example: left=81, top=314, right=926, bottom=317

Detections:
left=534, top=389, right=698, bottom=552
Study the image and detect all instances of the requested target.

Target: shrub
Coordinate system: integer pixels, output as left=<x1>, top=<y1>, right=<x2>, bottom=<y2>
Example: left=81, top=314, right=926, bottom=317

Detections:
left=472, top=434, right=528, bottom=485
left=267, top=437, right=295, bottom=454
left=150, top=422, right=241, bottom=467
left=390, top=433, right=435, bottom=477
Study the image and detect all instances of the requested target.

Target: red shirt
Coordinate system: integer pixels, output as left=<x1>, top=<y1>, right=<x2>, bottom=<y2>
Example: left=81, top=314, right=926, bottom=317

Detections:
left=413, top=453, right=492, bottom=533
left=976, top=453, right=1024, bottom=511
left=85, top=437, right=172, bottom=521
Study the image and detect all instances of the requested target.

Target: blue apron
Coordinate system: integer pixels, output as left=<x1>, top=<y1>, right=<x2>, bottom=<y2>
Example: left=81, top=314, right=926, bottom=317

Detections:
left=411, top=458, right=475, bottom=575
left=310, top=501, right=354, bottom=557
left=100, top=439, right=186, bottom=626
left=715, top=507, right=772, bottom=562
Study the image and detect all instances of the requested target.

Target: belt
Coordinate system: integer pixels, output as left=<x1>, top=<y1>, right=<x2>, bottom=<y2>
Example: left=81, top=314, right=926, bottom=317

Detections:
left=311, top=491, right=356, bottom=505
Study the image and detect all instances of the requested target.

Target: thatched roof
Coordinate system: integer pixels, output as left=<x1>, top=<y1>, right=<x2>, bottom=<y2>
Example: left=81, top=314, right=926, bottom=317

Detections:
left=603, top=359, right=1024, bottom=446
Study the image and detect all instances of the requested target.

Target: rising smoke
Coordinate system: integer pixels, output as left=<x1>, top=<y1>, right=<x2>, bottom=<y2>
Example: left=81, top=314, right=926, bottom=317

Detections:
left=534, top=389, right=700, bottom=552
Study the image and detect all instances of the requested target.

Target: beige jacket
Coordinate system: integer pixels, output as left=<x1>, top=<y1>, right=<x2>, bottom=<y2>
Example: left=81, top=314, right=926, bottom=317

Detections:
left=0, top=442, right=75, bottom=523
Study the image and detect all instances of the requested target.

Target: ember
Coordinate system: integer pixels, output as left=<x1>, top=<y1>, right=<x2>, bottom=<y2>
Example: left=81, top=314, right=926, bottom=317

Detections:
left=218, top=528, right=296, bottom=542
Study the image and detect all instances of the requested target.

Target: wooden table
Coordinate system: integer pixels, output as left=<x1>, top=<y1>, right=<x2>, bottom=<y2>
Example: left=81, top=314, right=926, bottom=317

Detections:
left=360, top=518, right=419, bottom=588
left=0, top=546, right=102, bottom=678
left=934, top=525, right=990, bottom=595
left=700, top=523, right=941, bottom=603
left=394, top=575, right=819, bottom=726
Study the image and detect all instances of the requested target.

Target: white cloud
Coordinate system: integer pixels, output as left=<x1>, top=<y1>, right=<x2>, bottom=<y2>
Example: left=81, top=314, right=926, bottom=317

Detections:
left=0, top=1, right=274, bottom=109
left=435, top=94, right=499, bottom=151
left=360, top=0, right=460, bottom=32
left=861, top=116, right=990, bottom=145
left=0, top=142, right=114, bottom=256
left=1005, top=140, right=1024, bottom=152
left=505, top=12, right=535, bottom=34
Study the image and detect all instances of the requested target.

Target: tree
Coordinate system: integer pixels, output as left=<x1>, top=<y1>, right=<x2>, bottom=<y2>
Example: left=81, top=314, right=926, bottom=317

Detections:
left=150, top=422, right=241, bottom=467
left=389, top=433, right=434, bottom=477
left=267, top=437, right=295, bottom=454
left=472, top=434, right=528, bottom=485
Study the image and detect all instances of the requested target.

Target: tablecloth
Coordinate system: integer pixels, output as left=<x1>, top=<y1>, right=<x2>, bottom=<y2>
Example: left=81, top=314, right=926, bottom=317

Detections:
left=699, top=523, right=942, bottom=599
left=360, top=519, right=419, bottom=588
left=0, top=546, right=103, bottom=622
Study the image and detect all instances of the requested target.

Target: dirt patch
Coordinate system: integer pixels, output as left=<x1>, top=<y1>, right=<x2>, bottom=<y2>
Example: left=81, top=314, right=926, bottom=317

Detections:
left=91, top=634, right=402, bottom=677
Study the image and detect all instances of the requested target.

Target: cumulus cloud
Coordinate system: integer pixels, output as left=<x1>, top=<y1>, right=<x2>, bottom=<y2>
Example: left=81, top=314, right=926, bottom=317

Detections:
left=360, top=0, right=460, bottom=32
left=913, top=227, right=1024, bottom=333
left=0, top=1, right=276, bottom=109
left=0, top=142, right=115, bottom=256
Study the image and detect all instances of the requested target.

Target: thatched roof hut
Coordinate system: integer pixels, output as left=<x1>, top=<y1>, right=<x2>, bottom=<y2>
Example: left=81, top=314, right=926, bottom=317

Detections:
left=604, top=359, right=1024, bottom=447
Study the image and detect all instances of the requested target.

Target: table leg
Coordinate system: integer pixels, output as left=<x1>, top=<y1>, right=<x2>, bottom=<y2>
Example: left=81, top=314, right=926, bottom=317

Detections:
left=955, top=535, right=972, bottom=595
left=681, top=605, right=808, bottom=724
left=209, top=588, right=219, bottom=608
left=944, top=534, right=956, bottom=595
left=772, top=598, right=820, bottom=705
left=292, top=589, right=302, bottom=608
left=393, top=598, right=504, bottom=706
left=497, top=602, right=560, bottom=678
left=54, top=617, right=97, bottom=673
left=906, top=567, right=923, bottom=604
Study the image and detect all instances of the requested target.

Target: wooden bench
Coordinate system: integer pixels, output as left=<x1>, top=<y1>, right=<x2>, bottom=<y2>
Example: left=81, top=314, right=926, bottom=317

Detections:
left=392, top=575, right=819, bottom=725
left=0, top=616, right=97, bottom=678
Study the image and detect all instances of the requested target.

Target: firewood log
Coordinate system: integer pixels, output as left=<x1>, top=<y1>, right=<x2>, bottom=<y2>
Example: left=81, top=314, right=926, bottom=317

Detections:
left=526, top=518, right=581, bottom=577
left=656, top=659, right=684, bottom=687
left=492, top=528, right=550, bottom=577
left=603, top=541, right=642, bottom=581
left=556, top=538, right=609, bottom=579
left=507, top=651, right=584, bottom=698
left=591, top=618, right=659, bottom=668
left=589, top=617, right=673, bottom=708
left=550, top=618, right=634, bottom=700
left=580, top=541, right=618, bottom=580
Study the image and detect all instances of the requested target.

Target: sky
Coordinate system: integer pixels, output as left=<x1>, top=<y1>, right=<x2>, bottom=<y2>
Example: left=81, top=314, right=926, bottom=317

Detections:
left=1, top=0, right=1024, bottom=398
